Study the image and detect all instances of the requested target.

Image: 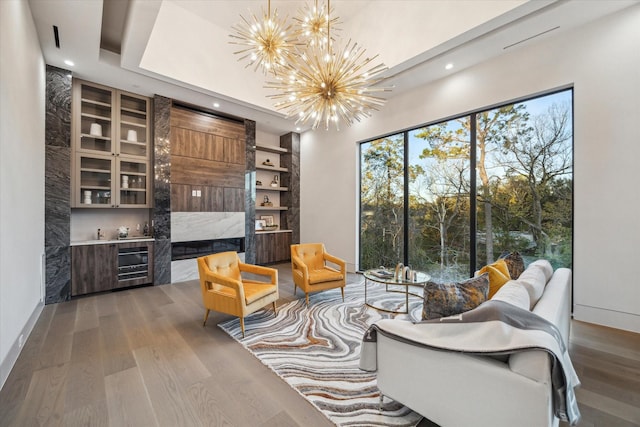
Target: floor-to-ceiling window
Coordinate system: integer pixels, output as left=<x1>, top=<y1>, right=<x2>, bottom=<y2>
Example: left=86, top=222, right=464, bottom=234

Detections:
left=359, top=89, right=573, bottom=279
left=360, top=133, right=405, bottom=269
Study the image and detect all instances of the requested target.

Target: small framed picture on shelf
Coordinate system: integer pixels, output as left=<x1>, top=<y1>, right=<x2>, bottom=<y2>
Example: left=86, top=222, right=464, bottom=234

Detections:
left=255, top=219, right=266, bottom=230
left=260, top=215, right=274, bottom=226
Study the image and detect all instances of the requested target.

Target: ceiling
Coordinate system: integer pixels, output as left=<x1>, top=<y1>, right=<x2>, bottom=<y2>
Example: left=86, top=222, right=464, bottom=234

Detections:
left=28, top=0, right=637, bottom=134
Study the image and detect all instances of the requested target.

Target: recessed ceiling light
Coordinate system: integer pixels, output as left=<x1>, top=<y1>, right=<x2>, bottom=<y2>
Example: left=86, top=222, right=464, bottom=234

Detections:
left=445, top=63, right=453, bottom=70
left=296, top=127, right=301, bottom=131
left=213, top=102, right=220, bottom=108
left=64, top=59, right=74, bottom=67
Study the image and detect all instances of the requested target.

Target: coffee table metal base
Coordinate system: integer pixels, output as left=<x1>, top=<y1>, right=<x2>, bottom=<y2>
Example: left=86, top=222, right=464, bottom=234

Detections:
left=363, top=270, right=430, bottom=314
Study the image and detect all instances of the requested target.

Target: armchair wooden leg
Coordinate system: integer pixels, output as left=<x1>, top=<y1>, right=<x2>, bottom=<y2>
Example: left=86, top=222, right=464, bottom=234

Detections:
left=272, top=301, right=277, bottom=314
left=305, top=293, right=309, bottom=306
left=341, top=287, right=345, bottom=301
left=203, top=309, right=210, bottom=327
left=294, top=285, right=297, bottom=295
left=240, top=317, right=245, bottom=338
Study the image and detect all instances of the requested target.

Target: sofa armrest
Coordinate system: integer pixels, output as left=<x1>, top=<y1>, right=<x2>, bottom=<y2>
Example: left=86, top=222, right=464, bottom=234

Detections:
left=509, top=350, right=552, bottom=383
left=377, top=333, right=556, bottom=427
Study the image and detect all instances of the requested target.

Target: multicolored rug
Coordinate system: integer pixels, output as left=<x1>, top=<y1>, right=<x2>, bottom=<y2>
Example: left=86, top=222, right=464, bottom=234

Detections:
left=218, top=280, right=424, bottom=427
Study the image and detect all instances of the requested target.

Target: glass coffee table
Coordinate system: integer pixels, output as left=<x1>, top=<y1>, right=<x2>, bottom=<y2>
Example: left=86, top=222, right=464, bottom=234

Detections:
left=363, top=269, right=430, bottom=314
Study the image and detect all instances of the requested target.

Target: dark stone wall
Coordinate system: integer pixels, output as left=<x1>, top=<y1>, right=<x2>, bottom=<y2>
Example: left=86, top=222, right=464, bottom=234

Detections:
left=244, top=119, right=257, bottom=264
left=281, top=132, right=300, bottom=245
left=153, top=95, right=172, bottom=284
left=44, top=66, right=72, bottom=303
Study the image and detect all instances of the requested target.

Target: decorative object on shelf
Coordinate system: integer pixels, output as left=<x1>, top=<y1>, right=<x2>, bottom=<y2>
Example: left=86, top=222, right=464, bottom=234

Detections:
left=97, top=228, right=105, bottom=240
left=262, top=159, right=274, bottom=166
left=143, top=221, right=149, bottom=236
left=89, top=123, right=102, bottom=137
left=83, top=190, right=92, bottom=204
left=256, top=180, right=262, bottom=186
left=122, top=175, right=129, bottom=189
left=261, top=195, right=273, bottom=206
left=117, top=226, right=129, bottom=239
left=256, top=219, right=267, bottom=230
left=261, top=215, right=275, bottom=226
left=270, top=174, right=279, bottom=187
left=127, top=129, right=137, bottom=142
left=229, top=0, right=299, bottom=76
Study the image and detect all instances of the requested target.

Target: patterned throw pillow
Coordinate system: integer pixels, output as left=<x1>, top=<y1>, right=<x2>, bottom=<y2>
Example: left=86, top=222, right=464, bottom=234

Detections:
left=500, top=251, right=525, bottom=279
left=422, top=273, right=490, bottom=320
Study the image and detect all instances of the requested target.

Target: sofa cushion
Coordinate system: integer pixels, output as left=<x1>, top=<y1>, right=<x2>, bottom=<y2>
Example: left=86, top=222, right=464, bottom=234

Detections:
left=478, top=259, right=511, bottom=298
left=516, top=264, right=548, bottom=310
left=500, top=251, right=525, bottom=279
left=528, top=259, right=553, bottom=282
left=422, top=274, right=489, bottom=320
left=490, top=280, right=530, bottom=311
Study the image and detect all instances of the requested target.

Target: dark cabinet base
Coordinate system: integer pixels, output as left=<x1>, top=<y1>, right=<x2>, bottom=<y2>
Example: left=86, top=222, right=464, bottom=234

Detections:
left=255, top=232, right=292, bottom=265
left=72, top=241, right=154, bottom=296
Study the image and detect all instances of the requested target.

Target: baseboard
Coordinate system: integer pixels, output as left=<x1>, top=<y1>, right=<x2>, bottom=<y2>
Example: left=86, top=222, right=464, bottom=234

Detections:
left=573, top=304, right=640, bottom=334
left=0, top=301, right=44, bottom=390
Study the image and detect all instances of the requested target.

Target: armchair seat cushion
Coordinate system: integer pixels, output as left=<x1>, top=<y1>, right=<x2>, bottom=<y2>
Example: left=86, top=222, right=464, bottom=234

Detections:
left=308, top=267, right=344, bottom=285
left=243, top=281, right=278, bottom=305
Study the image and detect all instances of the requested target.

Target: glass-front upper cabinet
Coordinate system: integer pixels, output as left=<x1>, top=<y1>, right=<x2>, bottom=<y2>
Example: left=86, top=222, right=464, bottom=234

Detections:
left=78, top=84, right=113, bottom=155
left=118, top=93, right=149, bottom=159
left=72, top=79, right=151, bottom=208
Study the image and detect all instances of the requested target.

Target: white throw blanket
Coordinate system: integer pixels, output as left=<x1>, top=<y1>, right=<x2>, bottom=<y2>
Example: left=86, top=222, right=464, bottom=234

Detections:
left=360, top=300, right=581, bottom=425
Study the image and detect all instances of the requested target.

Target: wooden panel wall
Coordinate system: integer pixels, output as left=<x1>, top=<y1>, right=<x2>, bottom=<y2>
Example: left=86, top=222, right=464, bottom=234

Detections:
left=170, top=106, right=246, bottom=212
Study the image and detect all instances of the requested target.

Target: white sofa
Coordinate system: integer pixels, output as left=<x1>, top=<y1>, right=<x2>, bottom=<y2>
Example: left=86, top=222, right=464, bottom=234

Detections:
left=371, top=261, right=573, bottom=427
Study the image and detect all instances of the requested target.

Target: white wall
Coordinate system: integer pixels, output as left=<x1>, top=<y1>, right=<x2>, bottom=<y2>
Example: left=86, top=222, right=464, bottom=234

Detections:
left=0, top=0, right=46, bottom=387
left=300, top=5, right=640, bottom=333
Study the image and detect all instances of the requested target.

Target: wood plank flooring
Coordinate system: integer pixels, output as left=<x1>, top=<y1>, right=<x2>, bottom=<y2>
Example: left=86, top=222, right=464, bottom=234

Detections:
left=1, top=264, right=638, bottom=427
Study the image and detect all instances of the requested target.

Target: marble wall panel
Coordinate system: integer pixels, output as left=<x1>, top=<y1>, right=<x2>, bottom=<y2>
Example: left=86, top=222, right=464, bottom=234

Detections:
left=45, top=66, right=71, bottom=148
left=154, top=239, right=171, bottom=285
left=45, top=246, right=70, bottom=304
left=153, top=96, right=172, bottom=285
left=45, top=66, right=72, bottom=304
left=171, top=258, right=198, bottom=283
left=45, top=146, right=70, bottom=233
left=171, top=212, right=245, bottom=242
left=281, top=132, right=300, bottom=245
left=244, top=119, right=256, bottom=264
left=153, top=95, right=171, bottom=240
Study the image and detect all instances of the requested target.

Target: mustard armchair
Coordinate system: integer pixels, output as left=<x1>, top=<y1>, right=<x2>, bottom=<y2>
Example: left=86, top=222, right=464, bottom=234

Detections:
left=197, top=251, right=278, bottom=337
left=291, top=243, right=346, bottom=305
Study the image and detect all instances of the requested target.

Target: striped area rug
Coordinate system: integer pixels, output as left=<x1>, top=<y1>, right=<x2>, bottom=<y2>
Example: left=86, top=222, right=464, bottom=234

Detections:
left=218, top=281, right=424, bottom=427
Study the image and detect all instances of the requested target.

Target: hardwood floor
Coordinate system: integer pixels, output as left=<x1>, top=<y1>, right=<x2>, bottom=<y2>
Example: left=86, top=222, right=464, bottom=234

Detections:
left=1, top=264, right=638, bottom=427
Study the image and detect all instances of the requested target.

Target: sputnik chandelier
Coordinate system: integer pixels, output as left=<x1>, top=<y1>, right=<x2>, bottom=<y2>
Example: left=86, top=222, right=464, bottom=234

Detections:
left=293, top=0, right=340, bottom=48
left=229, top=0, right=299, bottom=75
left=230, top=0, right=391, bottom=130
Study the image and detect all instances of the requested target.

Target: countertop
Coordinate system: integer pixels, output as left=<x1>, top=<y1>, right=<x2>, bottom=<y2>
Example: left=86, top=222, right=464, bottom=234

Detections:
left=70, top=237, right=155, bottom=246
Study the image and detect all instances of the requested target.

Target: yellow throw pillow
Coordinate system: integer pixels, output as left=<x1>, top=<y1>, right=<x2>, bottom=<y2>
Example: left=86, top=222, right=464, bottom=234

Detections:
left=479, top=259, right=511, bottom=298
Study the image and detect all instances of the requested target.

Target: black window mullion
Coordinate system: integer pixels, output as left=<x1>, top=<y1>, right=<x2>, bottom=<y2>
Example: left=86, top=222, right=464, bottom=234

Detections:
left=469, top=114, right=477, bottom=277
left=403, top=131, right=410, bottom=267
